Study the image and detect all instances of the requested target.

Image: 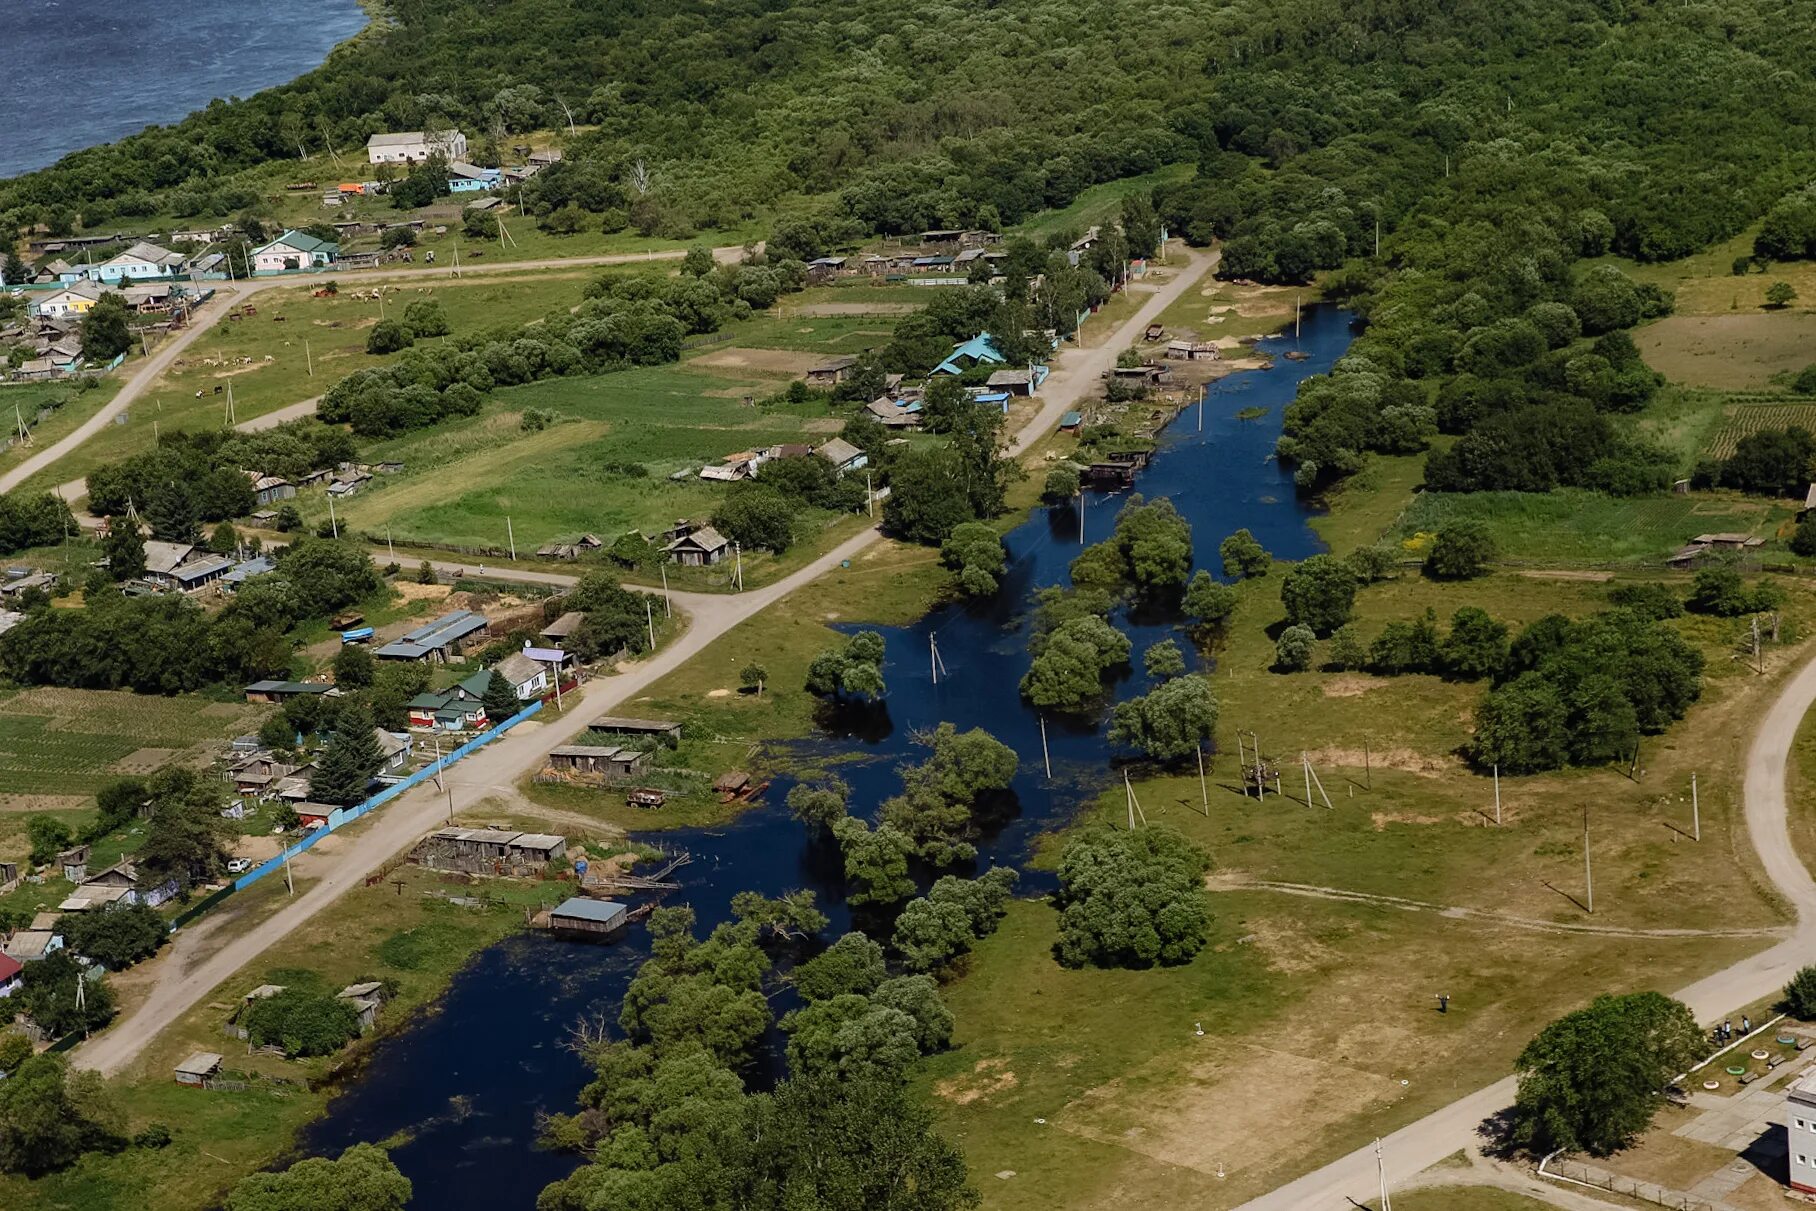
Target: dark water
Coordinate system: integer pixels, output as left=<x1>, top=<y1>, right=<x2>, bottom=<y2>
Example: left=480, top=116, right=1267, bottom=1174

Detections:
left=296, top=306, right=1357, bottom=1205
left=0, top=0, right=368, bottom=180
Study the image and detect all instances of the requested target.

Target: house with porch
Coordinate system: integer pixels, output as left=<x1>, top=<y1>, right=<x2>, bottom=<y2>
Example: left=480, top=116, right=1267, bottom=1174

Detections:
left=250, top=230, right=339, bottom=274
left=82, top=241, right=187, bottom=284
left=664, top=525, right=730, bottom=567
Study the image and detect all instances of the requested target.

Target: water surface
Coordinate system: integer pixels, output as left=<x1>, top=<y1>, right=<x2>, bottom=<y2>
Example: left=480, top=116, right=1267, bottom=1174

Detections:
left=0, top=0, right=368, bottom=179
left=297, top=306, right=1357, bottom=1205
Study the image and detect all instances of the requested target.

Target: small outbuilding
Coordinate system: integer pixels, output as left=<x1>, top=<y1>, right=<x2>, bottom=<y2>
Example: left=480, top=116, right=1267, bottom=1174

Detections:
left=664, top=526, right=730, bottom=567
left=174, top=1052, right=224, bottom=1087
left=548, top=898, right=629, bottom=937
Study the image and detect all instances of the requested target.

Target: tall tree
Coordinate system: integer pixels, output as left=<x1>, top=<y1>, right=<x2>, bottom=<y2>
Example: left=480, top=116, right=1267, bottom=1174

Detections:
left=227, top=1144, right=412, bottom=1211
left=311, top=703, right=384, bottom=807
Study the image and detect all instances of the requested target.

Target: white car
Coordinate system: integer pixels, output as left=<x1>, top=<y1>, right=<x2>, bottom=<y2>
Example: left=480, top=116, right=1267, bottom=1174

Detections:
left=226, top=858, right=253, bottom=874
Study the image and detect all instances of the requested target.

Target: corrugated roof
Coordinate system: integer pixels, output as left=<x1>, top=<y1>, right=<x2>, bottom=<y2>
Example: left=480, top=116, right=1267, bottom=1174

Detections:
left=550, top=898, right=628, bottom=925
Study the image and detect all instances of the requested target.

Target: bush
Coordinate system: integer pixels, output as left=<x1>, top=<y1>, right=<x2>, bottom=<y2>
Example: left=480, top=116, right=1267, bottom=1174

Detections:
left=1424, top=522, right=1496, bottom=579
left=1787, top=965, right=1816, bottom=1019
left=1279, top=554, right=1357, bottom=635
left=61, top=903, right=168, bottom=969
left=242, top=988, right=361, bottom=1057
left=1274, top=624, right=1316, bottom=671
left=366, top=319, right=414, bottom=354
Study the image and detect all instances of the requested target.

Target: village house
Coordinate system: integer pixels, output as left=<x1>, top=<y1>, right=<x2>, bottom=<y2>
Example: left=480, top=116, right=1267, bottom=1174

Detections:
left=80, top=241, right=187, bottom=284
left=664, top=525, right=730, bottom=567
left=815, top=437, right=867, bottom=475
left=934, top=333, right=1007, bottom=376
left=491, top=650, right=549, bottom=701
left=2, top=930, right=62, bottom=962
left=405, top=669, right=496, bottom=730
left=540, top=611, right=586, bottom=649
left=446, top=161, right=502, bottom=192
left=865, top=396, right=924, bottom=428
left=366, top=130, right=469, bottom=164
left=248, top=473, right=295, bottom=505
left=805, top=355, right=859, bottom=387
left=985, top=367, right=1047, bottom=396
left=0, top=570, right=57, bottom=599
left=0, top=952, right=21, bottom=999
left=0, top=860, right=18, bottom=895
left=27, top=279, right=110, bottom=320
left=375, top=609, right=490, bottom=662
left=376, top=729, right=412, bottom=773
left=231, top=754, right=298, bottom=797
left=76, top=861, right=179, bottom=909
left=535, top=533, right=602, bottom=561
left=250, top=230, right=339, bottom=274
left=338, top=982, right=389, bottom=1033
left=548, top=897, right=628, bottom=937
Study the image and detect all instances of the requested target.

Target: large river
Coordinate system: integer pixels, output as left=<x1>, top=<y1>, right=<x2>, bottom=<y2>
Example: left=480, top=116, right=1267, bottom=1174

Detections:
left=296, top=306, right=1357, bottom=1205
left=0, top=0, right=367, bottom=179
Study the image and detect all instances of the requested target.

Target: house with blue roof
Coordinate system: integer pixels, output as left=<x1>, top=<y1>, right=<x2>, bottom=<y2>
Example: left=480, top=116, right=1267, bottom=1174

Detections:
left=933, top=333, right=1008, bottom=376
left=447, top=161, right=502, bottom=193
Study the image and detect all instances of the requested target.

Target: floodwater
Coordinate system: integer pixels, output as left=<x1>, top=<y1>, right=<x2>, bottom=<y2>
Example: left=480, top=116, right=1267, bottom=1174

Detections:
left=0, top=0, right=368, bottom=179
left=295, top=305, right=1358, bottom=1205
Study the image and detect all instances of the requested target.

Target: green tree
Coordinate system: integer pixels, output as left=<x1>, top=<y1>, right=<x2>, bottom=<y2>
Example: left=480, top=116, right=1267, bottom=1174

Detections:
left=1470, top=673, right=1571, bottom=773
left=331, top=644, right=374, bottom=689
left=26, top=814, right=72, bottom=866
left=0, top=1032, right=29, bottom=1074
left=805, top=631, right=887, bottom=701
left=1786, top=965, right=1816, bottom=1019
left=1113, top=496, right=1194, bottom=591
left=0, top=1053, right=126, bottom=1175
left=781, top=994, right=922, bottom=1084
left=1220, top=528, right=1271, bottom=578
left=1279, top=554, right=1358, bottom=634
left=1767, top=280, right=1799, bottom=309
left=1512, top=992, right=1703, bottom=1155
left=481, top=668, right=522, bottom=722
left=61, top=903, right=168, bottom=969
left=1144, top=638, right=1186, bottom=680
left=712, top=486, right=795, bottom=552
left=401, top=298, right=450, bottom=337
left=793, top=932, right=886, bottom=1001
left=1274, top=624, right=1316, bottom=671
left=366, top=319, right=414, bottom=354
left=830, top=817, right=916, bottom=906
left=102, top=521, right=146, bottom=581
left=940, top=521, right=1007, bottom=597
left=1020, top=614, right=1130, bottom=712
left=1326, top=624, right=1365, bottom=671
left=18, top=952, right=116, bottom=1039
left=892, top=898, right=976, bottom=972
left=80, top=294, right=133, bottom=362
left=311, top=703, right=384, bottom=807
left=1685, top=567, right=1760, bottom=616
left=785, top=778, right=849, bottom=831
left=739, top=662, right=768, bottom=697
left=1441, top=607, right=1510, bottom=680
left=1182, top=570, right=1238, bottom=625
left=1108, top=673, right=1218, bottom=762
left=1042, top=464, right=1081, bottom=503
left=226, top=1144, right=411, bottom=1211
left=415, top=560, right=437, bottom=584
left=1424, top=522, right=1496, bottom=580
left=1054, top=828, right=1211, bottom=968
left=681, top=246, right=716, bottom=277
left=872, top=974, right=955, bottom=1052
left=136, top=767, right=234, bottom=892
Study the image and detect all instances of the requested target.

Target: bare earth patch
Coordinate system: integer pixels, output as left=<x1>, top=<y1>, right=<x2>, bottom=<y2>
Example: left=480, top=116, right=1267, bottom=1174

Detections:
left=935, top=1059, right=1020, bottom=1106
left=112, top=747, right=180, bottom=774
left=1304, top=745, right=1455, bottom=776
left=0, top=793, right=91, bottom=813
left=706, top=688, right=733, bottom=698
left=1518, top=569, right=1615, bottom=582
left=1634, top=312, right=1816, bottom=390
left=1320, top=676, right=1383, bottom=698
left=691, top=347, right=825, bottom=377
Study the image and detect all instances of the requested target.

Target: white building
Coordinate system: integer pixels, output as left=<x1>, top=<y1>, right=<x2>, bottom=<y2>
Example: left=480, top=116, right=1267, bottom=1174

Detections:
left=1788, top=1071, right=1816, bottom=1193
left=366, top=130, right=469, bottom=165
left=82, top=241, right=187, bottom=284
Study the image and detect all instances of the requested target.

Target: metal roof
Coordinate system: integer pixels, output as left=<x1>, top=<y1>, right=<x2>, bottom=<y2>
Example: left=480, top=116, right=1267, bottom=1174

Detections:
left=550, top=898, right=628, bottom=926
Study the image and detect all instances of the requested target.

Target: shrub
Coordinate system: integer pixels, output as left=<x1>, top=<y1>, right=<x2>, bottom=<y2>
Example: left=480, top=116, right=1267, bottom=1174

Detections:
left=1424, top=522, right=1496, bottom=579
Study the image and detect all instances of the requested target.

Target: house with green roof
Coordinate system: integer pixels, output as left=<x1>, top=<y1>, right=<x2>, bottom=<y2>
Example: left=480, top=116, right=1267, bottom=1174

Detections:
left=405, top=671, right=495, bottom=731
left=251, top=230, right=339, bottom=275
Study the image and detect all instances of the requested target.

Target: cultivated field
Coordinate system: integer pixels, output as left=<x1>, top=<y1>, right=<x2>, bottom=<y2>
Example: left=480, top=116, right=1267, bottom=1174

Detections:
left=1702, top=401, right=1816, bottom=460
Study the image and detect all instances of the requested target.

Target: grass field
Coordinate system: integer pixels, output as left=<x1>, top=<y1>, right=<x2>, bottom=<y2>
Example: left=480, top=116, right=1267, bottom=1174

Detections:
left=1012, top=165, right=1194, bottom=242
left=1634, top=313, right=1816, bottom=391
left=311, top=363, right=846, bottom=554
left=0, top=379, right=125, bottom=477
left=1391, top=489, right=1791, bottom=564
left=1150, top=274, right=1315, bottom=347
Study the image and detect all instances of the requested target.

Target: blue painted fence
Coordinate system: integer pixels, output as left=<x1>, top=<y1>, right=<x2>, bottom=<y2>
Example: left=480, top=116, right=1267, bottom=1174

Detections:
left=231, top=699, right=545, bottom=893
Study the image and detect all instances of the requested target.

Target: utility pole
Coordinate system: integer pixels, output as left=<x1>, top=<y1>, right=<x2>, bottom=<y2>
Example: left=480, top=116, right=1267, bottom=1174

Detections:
left=1124, top=769, right=1147, bottom=829
left=1040, top=714, right=1051, bottom=780
left=386, top=524, right=394, bottom=562
left=1493, top=763, right=1501, bottom=826
left=432, top=731, right=444, bottom=791
left=305, top=339, right=313, bottom=377
left=930, top=634, right=948, bottom=685
left=1363, top=737, right=1371, bottom=790
left=1236, top=733, right=1250, bottom=798
left=1196, top=744, right=1209, bottom=816
left=1692, top=772, right=1700, bottom=842
left=1294, top=292, right=1302, bottom=339
left=659, top=563, right=671, bottom=616
left=1079, top=488, right=1086, bottom=546
left=283, top=843, right=293, bottom=895
left=1375, top=1138, right=1393, bottom=1211
left=1197, top=382, right=1205, bottom=433
left=1584, top=804, right=1594, bottom=914
left=326, top=489, right=339, bottom=539
left=506, top=516, right=516, bottom=561
left=866, top=470, right=875, bottom=519
left=734, top=542, right=744, bottom=591
left=645, top=598, right=656, bottom=651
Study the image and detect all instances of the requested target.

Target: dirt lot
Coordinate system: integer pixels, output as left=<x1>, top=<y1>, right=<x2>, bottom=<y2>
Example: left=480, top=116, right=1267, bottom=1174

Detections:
left=691, top=347, right=826, bottom=377
left=1634, top=313, right=1816, bottom=390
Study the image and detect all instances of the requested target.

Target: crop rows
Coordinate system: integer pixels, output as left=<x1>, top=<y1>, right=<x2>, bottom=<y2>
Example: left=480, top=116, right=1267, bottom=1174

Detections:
left=1704, top=403, right=1816, bottom=460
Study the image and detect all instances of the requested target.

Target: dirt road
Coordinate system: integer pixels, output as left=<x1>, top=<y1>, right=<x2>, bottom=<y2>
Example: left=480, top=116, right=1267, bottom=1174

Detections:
left=1234, top=650, right=1816, bottom=1209
left=73, top=246, right=1219, bottom=1078
left=0, top=243, right=748, bottom=496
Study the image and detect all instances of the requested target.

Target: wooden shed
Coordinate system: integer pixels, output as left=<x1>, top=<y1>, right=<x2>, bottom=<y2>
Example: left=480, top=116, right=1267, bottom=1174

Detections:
left=174, top=1052, right=223, bottom=1087
left=548, top=897, right=629, bottom=937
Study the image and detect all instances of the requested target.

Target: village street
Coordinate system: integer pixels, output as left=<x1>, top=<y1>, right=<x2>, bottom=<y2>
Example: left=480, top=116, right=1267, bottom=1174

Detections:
left=70, top=245, right=1221, bottom=1077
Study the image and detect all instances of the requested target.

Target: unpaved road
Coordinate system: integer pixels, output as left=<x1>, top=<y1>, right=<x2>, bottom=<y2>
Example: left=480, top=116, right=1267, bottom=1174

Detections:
left=1234, top=650, right=1816, bottom=1209
left=0, top=244, right=749, bottom=496
left=73, top=245, right=1219, bottom=1077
